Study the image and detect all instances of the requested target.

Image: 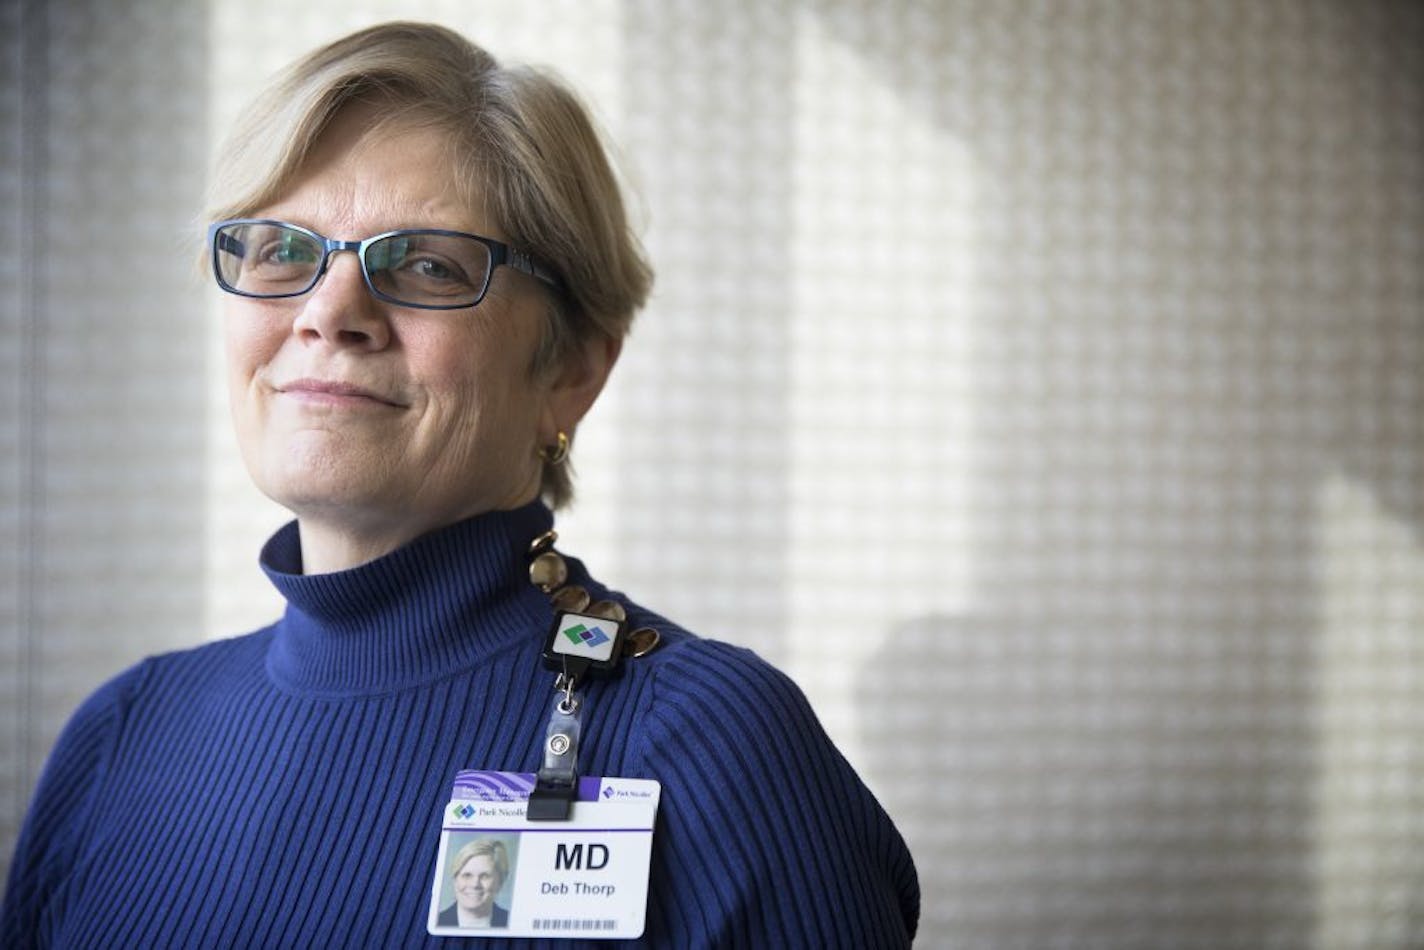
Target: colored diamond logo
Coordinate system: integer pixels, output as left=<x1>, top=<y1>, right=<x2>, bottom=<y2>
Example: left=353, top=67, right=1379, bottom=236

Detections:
left=562, top=622, right=611, bottom=649
left=453, top=803, right=476, bottom=819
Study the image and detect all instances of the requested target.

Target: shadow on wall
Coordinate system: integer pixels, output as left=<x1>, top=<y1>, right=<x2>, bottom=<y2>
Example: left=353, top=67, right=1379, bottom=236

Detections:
left=858, top=609, right=1319, bottom=947
left=837, top=1, right=1422, bottom=947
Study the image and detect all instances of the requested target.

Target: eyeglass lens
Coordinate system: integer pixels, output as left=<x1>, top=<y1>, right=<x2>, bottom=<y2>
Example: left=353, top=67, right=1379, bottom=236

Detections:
left=213, top=222, right=494, bottom=308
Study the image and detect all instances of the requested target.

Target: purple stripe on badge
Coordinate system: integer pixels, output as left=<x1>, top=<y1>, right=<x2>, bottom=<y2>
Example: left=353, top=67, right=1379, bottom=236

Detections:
left=451, top=770, right=536, bottom=801
left=450, top=770, right=607, bottom=802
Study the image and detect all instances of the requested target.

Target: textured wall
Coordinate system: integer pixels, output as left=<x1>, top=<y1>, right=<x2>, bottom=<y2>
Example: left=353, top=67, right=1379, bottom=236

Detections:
left=2, top=2, right=1420, bottom=946
left=1, top=0, right=211, bottom=885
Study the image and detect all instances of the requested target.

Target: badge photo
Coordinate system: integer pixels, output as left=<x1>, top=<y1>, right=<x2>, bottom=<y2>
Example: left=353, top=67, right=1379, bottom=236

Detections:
left=433, top=833, right=521, bottom=930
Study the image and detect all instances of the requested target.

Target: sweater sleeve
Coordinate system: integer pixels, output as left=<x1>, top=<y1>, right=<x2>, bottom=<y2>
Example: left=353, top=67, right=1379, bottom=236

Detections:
left=2, top=661, right=150, bottom=947
left=636, top=640, right=919, bottom=949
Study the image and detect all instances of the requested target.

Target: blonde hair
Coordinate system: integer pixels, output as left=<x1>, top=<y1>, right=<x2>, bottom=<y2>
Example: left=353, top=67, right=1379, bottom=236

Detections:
left=449, top=837, right=510, bottom=884
left=207, top=21, right=652, bottom=508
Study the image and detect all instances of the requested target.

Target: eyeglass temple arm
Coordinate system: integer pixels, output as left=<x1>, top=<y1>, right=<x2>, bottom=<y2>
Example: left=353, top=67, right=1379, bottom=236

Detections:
left=509, top=249, right=561, bottom=290
left=215, top=232, right=246, bottom=257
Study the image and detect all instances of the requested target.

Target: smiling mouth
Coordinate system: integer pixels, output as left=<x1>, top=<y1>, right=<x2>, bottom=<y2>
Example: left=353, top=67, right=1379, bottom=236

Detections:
left=278, top=378, right=405, bottom=408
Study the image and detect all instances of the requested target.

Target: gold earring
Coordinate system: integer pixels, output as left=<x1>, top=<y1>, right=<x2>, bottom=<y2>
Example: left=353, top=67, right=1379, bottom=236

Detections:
left=540, top=430, right=570, bottom=465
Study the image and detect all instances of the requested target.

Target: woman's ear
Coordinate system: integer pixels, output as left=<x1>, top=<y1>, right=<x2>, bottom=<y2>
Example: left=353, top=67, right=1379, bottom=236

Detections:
left=540, top=333, right=622, bottom=443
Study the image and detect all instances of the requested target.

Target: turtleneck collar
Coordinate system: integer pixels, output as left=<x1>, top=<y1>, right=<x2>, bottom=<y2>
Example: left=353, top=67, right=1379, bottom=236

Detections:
left=260, top=501, right=557, bottom=697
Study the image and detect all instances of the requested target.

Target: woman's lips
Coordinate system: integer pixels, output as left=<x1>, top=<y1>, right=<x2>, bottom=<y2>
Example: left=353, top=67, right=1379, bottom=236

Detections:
left=277, top=378, right=405, bottom=408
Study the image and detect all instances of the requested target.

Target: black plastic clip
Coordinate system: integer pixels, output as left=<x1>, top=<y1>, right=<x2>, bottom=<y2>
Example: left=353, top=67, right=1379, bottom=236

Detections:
left=527, top=774, right=578, bottom=822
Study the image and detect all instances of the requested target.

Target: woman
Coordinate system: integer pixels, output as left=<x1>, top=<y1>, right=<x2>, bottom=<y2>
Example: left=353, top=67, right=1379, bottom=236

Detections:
left=440, top=839, right=512, bottom=929
left=3, top=22, right=918, bottom=948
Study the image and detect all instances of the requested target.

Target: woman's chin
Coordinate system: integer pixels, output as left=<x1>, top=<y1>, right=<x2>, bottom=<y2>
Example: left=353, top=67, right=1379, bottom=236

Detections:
left=257, top=467, right=401, bottom=522
left=249, top=435, right=394, bottom=503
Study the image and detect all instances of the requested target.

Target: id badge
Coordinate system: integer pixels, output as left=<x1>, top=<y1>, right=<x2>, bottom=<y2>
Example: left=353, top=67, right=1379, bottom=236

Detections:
left=427, top=770, right=661, bottom=939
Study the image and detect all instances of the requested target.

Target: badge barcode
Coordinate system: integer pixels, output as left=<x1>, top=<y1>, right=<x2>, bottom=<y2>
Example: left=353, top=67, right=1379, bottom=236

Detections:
left=531, top=918, right=619, bottom=932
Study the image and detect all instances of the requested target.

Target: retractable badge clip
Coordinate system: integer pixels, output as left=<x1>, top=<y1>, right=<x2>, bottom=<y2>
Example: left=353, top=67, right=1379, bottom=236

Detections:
left=528, top=610, right=626, bottom=821
left=528, top=687, right=582, bottom=821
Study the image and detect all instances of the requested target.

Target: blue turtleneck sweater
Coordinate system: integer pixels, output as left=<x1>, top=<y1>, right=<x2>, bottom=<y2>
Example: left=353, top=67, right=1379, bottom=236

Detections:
left=3, top=503, right=918, bottom=948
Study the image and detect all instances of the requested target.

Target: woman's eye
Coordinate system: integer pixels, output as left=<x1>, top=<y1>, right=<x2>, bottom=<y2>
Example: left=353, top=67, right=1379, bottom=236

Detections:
left=412, top=258, right=458, bottom=281
left=366, top=236, right=485, bottom=303
left=257, top=238, right=316, bottom=266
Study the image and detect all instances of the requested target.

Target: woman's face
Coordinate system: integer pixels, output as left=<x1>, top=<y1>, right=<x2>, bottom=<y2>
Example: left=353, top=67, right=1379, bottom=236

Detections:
left=224, top=107, right=576, bottom=555
left=454, top=853, right=501, bottom=915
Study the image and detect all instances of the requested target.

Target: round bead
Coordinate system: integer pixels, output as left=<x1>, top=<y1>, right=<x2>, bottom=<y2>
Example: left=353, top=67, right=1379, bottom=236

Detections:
left=587, top=600, right=627, bottom=622
left=527, top=530, right=559, bottom=556
left=624, top=627, right=661, bottom=658
left=550, top=585, right=591, bottom=612
left=528, top=551, right=568, bottom=592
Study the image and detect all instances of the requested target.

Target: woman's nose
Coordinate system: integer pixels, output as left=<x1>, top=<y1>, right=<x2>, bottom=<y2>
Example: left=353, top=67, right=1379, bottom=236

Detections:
left=291, top=252, right=392, bottom=349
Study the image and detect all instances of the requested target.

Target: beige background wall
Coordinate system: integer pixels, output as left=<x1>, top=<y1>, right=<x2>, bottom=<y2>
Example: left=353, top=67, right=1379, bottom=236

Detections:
left=3, top=1, right=1420, bottom=946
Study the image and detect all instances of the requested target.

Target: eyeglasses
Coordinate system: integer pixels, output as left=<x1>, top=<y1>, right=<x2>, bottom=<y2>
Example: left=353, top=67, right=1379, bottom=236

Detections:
left=207, top=218, right=561, bottom=310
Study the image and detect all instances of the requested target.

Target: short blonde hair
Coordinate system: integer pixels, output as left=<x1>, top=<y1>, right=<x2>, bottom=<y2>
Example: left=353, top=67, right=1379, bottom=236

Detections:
left=449, top=837, right=510, bottom=885
left=207, top=21, right=652, bottom=508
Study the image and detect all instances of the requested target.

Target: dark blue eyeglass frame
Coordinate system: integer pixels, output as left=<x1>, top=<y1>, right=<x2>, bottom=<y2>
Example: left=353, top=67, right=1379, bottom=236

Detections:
left=207, top=218, right=563, bottom=310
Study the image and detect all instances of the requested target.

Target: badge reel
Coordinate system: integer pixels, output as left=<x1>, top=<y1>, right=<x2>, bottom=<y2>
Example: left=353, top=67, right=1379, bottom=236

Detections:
left=530, top=610, right=626, bottom=821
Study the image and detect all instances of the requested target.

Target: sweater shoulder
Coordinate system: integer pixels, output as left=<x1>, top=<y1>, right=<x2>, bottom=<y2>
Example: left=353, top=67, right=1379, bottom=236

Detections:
left=620, top=619, right=822, bottom=744
left=582, top=596, right=835, bottom=767
left=140, top=624, right=275, bottom=675
left=17, top=624, right=273, bottom=809
left=637, top=633, right=844, bottom=793
left=20, top=651, right=158, bottom=815
left=2, top=658, right=151, bottom=943
left=2, top=627, right=276, bottom=945
left=625, top=630, right=921, bottom=946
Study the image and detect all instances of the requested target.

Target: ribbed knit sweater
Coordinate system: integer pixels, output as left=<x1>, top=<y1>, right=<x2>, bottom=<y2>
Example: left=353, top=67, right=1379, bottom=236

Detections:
left=3, top=503, right=919, bottom=948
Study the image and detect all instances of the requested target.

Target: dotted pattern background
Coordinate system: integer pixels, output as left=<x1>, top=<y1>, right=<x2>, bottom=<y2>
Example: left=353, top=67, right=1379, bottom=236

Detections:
left=0, top=0, right=213, bottom=901
left=3, top=2, right=1420, bottom=947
